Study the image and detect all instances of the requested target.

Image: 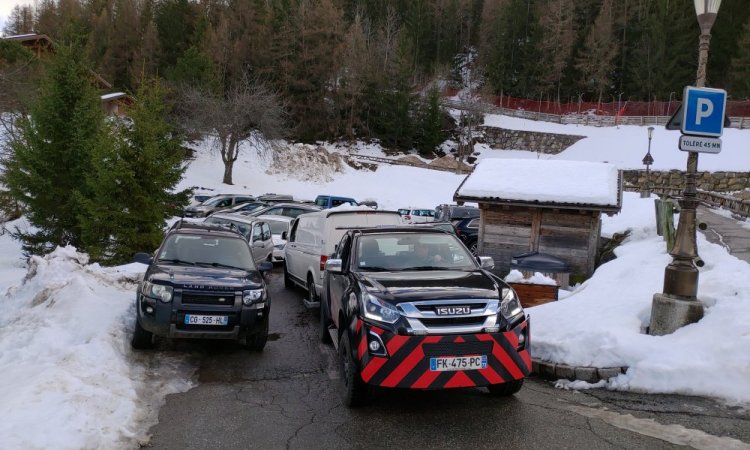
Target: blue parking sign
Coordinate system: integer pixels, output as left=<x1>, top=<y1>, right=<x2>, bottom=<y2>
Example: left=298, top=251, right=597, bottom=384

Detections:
left=681, top=86, right=727, bottom=137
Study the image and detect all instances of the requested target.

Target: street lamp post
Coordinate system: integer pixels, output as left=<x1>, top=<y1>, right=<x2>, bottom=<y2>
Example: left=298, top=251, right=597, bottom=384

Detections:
left=641, top=127, right=655, bottom=198
left=650, top=0, right=722, bottom=336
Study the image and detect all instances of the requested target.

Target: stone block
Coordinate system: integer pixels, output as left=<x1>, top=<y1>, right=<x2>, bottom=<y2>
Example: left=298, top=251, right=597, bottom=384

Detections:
left=574, top=366, right=599, bottom=383
left=597, top=367, right=624, bottom=381
left=537, top=361, right=557, bottom=380
left=555, top=364, right=576, bottom=380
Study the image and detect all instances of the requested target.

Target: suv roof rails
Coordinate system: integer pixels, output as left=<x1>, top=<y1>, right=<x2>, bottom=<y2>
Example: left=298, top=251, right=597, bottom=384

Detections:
left=168, top=220, right=244, bottom=236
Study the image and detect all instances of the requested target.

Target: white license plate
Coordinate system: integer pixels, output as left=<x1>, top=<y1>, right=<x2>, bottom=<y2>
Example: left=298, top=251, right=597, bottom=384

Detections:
left=430, top=355, right=487, bottom=372
left=184, top=314, right=229, bottom=326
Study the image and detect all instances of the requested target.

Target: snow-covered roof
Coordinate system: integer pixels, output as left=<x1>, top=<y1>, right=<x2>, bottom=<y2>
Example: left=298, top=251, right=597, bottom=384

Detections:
left=455, top=158, right=621, bottom=211
left=100, top=92, right=127, bottom=101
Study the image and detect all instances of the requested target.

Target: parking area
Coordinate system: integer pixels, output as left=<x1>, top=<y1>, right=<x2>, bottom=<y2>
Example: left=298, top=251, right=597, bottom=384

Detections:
left=144, top=267, right=750, bottom=450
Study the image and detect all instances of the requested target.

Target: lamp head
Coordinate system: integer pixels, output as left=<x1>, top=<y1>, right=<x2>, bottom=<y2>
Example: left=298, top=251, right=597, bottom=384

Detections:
left=694, top=0, right=721, bottom=34
left=648, top=126, right=654, bottom=139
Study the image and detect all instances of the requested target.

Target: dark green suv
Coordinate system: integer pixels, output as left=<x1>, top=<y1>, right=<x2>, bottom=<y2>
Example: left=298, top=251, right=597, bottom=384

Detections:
left=131, top=222, right=273, bottom=350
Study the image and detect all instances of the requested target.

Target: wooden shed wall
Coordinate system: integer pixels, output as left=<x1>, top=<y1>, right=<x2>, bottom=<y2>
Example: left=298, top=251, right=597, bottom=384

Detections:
left=478, top=205, right=601, bottom=276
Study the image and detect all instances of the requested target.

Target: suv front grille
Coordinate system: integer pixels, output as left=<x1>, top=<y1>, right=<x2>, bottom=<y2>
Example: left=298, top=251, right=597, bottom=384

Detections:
left=182, top=292, right=237, bottom=306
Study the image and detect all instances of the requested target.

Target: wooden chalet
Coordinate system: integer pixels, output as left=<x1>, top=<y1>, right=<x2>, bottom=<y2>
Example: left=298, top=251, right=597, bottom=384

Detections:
left=100, top=92, right=133, bottom=116
left=454, top=159, right=622, bottom=277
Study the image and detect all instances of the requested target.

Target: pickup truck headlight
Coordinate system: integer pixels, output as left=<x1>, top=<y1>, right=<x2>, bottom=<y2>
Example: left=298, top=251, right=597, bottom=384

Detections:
left=143, top=282, right=173, bottom=303
left=361, top=293, right=400, bottom=324
left=500, top=287, right=523, bottom=322
left=243, top=289, right=265, bottom=305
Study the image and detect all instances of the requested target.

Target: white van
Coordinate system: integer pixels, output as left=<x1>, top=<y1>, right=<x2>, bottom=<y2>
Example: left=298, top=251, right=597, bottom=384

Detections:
left=283, top=208, right=401, bottom=307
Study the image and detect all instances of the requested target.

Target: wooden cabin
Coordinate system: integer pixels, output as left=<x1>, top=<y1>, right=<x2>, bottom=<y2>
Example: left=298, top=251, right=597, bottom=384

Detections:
left=100, top=92, right=133, bottom=116
left=454, top=159, right=622, bottom=277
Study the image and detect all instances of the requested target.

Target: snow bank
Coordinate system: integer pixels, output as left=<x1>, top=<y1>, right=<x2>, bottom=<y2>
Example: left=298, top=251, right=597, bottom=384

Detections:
left=457, top=158, right=620, bottom=207
left=0, top=246, right=194, bottom=449
left=505, top=269, right=557, bottom=286
left=530, top=192, right=750, bottom=405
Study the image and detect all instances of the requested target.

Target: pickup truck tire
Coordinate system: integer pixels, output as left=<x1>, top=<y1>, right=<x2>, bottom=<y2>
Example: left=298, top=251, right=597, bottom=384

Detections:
left=487, top=379, right=524, bottom=396
left=246, top=318, right=269, bottom=351
left=283, top=263, right=293, bottom=289
left=131, top=319, right=154, bottom=349
left=338, top=333, right=370, bottom=407
left=319, top=294, right=332, bottom=344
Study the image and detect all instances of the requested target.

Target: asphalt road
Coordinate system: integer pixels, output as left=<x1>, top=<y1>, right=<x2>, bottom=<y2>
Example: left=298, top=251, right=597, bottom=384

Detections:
left=145, top=267, right=750, bottom=450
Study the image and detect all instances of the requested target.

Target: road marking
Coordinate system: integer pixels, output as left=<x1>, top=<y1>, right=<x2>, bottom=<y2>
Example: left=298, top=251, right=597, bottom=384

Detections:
left=567, top=404, right=750, bottom=450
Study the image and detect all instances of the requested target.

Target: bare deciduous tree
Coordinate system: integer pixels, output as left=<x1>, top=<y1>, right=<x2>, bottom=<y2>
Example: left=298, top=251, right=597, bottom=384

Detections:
left=177, top=76, right=287, bottom=185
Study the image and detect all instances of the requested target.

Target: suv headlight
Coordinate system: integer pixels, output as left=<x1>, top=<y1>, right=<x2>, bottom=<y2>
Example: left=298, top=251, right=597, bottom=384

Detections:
left=243, top=289, right=265, bottom=306
left=361, top=293, right=400, bottom=324
left=500, top=287, right=523, bottom=322
left=143, top=282, right=173, bottom=303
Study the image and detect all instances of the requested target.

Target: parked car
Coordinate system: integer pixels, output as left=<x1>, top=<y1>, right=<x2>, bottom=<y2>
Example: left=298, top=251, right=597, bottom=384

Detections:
left=203, top=214, right=274, bottom=265
left=283, top=208, right=402, bottom=308
left=454, top=216, right=480, bottom=255
left=257, top=193, right=295, bottom=204
left=256, top=214, right=293, bottom=263
left=320, top=226, right=529, bottom=406
left=398, top=207, right=435, bottom=224
left=130, top=222, right=273, bottom=351
left=184, top=194, right=255, bottom=218
left=213, top=201, right=269, bottom=216
left=314, top=195, right=358, bottom=209
left=246, top=202, right=322, bottom=219
left=434, top=204, right=479, bottom=223
left=410, top=221, right=457, bottom=236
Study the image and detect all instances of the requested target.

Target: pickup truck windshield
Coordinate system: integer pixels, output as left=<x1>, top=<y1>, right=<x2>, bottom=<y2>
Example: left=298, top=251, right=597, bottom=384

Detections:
left=355, top=233, right=477, bottom=272
left=158, top=235, right=256, bottom=271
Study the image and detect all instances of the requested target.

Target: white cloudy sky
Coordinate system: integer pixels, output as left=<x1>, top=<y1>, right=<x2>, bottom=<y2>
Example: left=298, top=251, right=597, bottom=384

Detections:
left=0, top=0, right=35, bottom=34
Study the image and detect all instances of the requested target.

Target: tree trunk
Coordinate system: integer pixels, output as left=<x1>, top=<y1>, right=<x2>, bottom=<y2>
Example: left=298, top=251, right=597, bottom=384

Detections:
left=223, top=159, right=234, bottom=185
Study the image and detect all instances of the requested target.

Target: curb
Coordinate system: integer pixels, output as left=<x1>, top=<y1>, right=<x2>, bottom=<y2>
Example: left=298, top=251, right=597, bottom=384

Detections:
left=532, top=358, right=628, bottom=383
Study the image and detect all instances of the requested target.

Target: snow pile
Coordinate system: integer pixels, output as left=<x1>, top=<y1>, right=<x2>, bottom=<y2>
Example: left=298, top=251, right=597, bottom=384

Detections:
left=530, top=192, right=750, bottom=405
left=0, top=246, right=194, bottom=449
left=265, top=143, right=347, bottom=182
left=457, top=158, right=620, bottom=207
left=505, top=269, right=557, bottom=286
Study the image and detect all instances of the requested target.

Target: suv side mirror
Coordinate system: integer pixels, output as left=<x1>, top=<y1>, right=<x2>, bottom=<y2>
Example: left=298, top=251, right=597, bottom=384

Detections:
left=325, top=259, right=343, bottom=274
left=281, top=231, right=287, bottom=240
left=478, top=256, right=494, bottom=270
left=258, top=261, right=273, bottom=273
left=133, top=252, right=153, bottom=265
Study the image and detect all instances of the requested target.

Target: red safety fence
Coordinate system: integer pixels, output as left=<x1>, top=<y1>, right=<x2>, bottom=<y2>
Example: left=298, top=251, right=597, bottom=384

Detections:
left=441, top=88, right=750, bottom=117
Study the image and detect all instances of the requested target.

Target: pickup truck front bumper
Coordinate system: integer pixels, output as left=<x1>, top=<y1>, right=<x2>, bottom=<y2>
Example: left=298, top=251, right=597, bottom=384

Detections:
left=354, top=318, right=531, bottom=389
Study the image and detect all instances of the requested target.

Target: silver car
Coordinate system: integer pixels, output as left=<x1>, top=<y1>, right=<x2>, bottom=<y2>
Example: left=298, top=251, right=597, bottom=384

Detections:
left=203, top=214, right=274, bottom=265
left=184, top=194, right=255, bottom=218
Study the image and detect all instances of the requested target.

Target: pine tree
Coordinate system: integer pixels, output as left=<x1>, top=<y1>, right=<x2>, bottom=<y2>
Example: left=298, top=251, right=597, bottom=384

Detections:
left=2, top=42, right=108, bottom=255
left=81, top=79, right=189, bottom=263
left=729, top=18, right=750, bottom=99
left=575, top=0, right=618, bottom=103
left=415, top=85, right=447, bottom=156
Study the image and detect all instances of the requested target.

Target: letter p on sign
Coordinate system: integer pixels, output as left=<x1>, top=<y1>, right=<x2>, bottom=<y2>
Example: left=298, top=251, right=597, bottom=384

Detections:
left=682, top=86, right=727, bottom=137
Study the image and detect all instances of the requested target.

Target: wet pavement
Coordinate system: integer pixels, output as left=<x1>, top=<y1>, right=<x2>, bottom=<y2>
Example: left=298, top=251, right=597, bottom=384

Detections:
left=697, top=206, right=750, bottom=264
left=144, top=268, right=750, bottom=450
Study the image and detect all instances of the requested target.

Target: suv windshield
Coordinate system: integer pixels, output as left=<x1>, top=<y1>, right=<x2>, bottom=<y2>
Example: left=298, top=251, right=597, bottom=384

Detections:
left=157, top=234, right=256, bottom=271
left=355, top=233, right=477, bottom=271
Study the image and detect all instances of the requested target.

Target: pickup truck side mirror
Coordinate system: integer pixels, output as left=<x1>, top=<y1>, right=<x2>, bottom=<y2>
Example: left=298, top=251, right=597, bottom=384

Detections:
left=281, top=231, right=287, bottom=240
left=133, top=252, right=153, bottom=265
left=478, top=256, right=495, bottom=270
left=325, top=258, right=343, bottom=274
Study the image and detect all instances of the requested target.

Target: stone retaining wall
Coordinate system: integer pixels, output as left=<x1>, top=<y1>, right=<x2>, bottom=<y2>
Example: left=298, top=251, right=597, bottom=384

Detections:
left=478, top=126, right=585, bottom=154
left=623, top=170, right=750, bottom=192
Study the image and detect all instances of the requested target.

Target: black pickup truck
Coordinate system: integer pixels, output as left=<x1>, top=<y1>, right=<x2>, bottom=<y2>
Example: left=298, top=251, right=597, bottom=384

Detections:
left=131, top=222, right=273, bottom=350
left=320, top=226, right=530, bottom=406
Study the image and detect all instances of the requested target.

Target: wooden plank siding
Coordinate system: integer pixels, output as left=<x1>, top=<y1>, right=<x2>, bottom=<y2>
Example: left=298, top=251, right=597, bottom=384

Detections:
left=478, top=204, right=601, bottom=276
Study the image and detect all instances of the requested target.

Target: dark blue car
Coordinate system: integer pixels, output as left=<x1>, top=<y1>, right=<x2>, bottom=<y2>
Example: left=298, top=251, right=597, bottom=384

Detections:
left=314, top=195, right=358, bottom=209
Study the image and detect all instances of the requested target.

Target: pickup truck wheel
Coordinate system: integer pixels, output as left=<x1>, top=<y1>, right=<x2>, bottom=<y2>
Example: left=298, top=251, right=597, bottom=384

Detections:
left=307, top=274, right=318, bottom=304
left=283, top=263, right=293, bottom=289
left=246, top=318, right=269, bottom=352
left=487, top=379, right=524, bottom=396
left=319, top=294, right=332, bottom=344
left=338, top=332, right=370, bottom=407
left=131, top=318, right=154, bottom=349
